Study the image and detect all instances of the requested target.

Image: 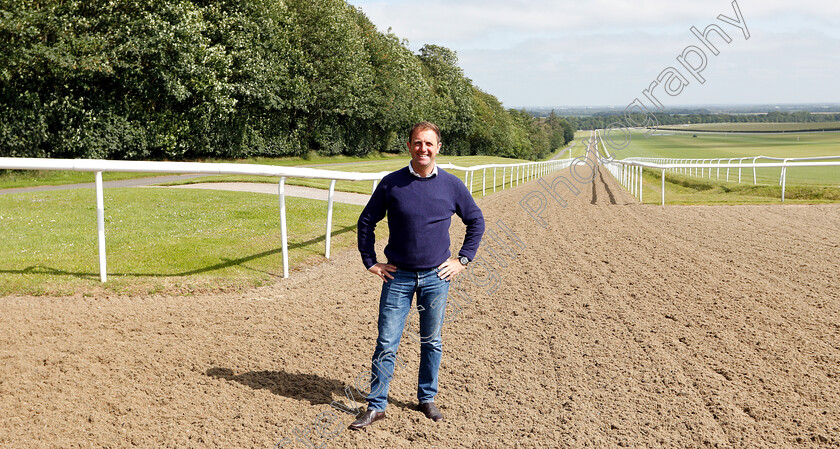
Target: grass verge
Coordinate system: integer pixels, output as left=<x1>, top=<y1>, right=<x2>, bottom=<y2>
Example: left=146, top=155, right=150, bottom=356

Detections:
left=612, top=129, right=840, bottom=186
left=0, top=170, right=166, bottom=190
left=637, top=169, right=840, bottom=205
left=0, top=188, right=371, bottom=296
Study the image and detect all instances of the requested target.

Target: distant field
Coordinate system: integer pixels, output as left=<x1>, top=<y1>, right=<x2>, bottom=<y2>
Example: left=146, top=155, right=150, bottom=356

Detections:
left=633, top=170, right=840, bottom=205
left=656, top=122, right=840, bottom=132
left=607, top=129, right=840, bottom=186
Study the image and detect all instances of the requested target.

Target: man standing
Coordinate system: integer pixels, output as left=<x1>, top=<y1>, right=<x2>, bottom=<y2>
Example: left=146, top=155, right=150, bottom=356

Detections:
left=350, top=121, right=485, bottom=430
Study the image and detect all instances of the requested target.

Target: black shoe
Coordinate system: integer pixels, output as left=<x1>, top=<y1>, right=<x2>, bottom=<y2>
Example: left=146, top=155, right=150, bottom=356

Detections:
left=348, top=409, right=386, bottom=430
left=418, top=402, right=443, bottom=422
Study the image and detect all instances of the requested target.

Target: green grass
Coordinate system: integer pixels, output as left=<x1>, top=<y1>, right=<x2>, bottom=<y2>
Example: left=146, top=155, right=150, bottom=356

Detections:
left=0, top=188, right=368, bottom=296
left=0, top=145, right=580, bottom=296
left=633, top=168, right=840, bottom=205
left=0, top=150, right=578, bottom=295
left=657, top=122, right=840, bottom=132
left=571, top=131, right=595, bottom=158
left=609, top=129, right=840, bottom=187
left=0, top=170, right=167, bottom=190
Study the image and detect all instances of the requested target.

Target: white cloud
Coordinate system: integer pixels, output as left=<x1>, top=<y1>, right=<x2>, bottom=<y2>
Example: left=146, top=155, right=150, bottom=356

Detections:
left=356, top=0, right=715, bottom=41
left=350, top=0, right=840, bottom=106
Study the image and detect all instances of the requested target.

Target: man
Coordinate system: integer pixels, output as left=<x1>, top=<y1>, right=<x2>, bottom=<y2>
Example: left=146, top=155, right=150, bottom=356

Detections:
left=350, top=121, right=485, bottom=430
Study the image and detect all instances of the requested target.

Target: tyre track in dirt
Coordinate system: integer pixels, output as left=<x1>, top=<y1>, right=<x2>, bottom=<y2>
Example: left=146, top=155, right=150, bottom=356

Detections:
left=556, top=157, right=840, bottom=447
left=1, top=151, right=839, bottom=448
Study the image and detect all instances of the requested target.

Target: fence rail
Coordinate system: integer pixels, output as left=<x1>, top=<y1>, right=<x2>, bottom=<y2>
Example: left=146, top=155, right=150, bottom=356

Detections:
left=0, top=156, right=571, bottom=281
left=593, top=129, right=840, bottom=205
left=602, top=158, right=840, bottom=205
left=622, top=155, right=840, bottom=185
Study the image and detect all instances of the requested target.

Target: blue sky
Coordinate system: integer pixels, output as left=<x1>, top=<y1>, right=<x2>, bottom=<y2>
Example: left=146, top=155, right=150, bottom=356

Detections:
left=349, top=0, right=840, bottom=108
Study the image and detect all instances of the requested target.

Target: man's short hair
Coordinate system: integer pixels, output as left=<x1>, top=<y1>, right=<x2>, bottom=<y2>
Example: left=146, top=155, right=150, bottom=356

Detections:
left=408, top=121, right=441, bottom=144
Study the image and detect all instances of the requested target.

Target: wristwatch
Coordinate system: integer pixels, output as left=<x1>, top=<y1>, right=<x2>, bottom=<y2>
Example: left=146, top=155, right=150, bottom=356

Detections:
left=459, top=256, right=470, bottom=266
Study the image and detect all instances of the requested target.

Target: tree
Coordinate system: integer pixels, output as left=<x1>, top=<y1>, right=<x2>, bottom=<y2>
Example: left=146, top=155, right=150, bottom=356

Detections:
left=469, top=88, right=516, bottom=156
left=1, top=0, right=575, bottom=161
left=348, top=10, right=429, bottom=153
left=417, top=44, right=475, bottom=155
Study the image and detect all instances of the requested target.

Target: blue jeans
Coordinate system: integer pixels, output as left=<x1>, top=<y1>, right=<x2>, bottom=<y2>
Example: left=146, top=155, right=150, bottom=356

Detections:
left=366, top=267, right=450, bottom=411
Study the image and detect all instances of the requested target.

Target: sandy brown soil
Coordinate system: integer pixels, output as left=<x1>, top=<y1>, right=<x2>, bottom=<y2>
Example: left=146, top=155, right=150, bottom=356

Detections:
left=2, top=148, right=839, bottom=448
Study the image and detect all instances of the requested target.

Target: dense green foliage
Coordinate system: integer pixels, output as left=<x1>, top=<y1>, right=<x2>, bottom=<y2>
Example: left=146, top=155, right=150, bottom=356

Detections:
left=565, top=110, right=840, bottom=131
left=0, top=0, right=572, bottom=160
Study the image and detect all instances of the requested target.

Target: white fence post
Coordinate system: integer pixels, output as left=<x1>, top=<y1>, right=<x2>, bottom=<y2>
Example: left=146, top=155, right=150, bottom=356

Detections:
left=638, top=166, right=643, bottom=203
left=482, top=168, right=486, bottom=196
left=325, top=179, right=336, bottom=259
left=95, top=172, right=107, bottom=283
left=781, top=169, right=787, bottom=202
left=661, top=169, right=665, bottom=206
left=7, top=156, right=839, bottom=281
left=278, top=177, right=289, bottom=278
left=601, top=157, right=840, bottom=206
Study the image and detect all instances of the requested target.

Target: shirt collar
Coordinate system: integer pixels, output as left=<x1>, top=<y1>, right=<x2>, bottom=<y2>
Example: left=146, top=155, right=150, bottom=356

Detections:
left=408, top=161, right=438, bottom=178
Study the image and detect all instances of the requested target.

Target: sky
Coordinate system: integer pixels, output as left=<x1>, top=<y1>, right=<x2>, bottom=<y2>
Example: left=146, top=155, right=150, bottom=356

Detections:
left=348, top=0, right=840, bottom=109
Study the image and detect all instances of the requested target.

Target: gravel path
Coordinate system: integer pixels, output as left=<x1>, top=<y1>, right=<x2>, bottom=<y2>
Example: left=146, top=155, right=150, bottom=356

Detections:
left=158, top=182, right=371, bottom=206
left=0, top=174, right=371, bottom=205
left=0, top=174, right=213, bottom=195
left=550, top=143, right=575, bottom=160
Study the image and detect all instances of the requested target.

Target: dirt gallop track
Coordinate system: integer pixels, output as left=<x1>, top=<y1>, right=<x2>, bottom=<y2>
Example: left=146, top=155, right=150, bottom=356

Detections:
left=2, top=154, right=839, bottom=448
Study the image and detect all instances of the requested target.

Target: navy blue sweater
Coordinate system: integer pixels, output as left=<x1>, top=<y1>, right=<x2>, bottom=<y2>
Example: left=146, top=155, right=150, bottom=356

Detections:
left=358, top=166, right=485, bottom=270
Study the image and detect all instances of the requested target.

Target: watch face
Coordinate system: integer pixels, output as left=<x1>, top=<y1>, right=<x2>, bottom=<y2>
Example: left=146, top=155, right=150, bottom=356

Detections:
left=459, top=256, right=469, bottom=265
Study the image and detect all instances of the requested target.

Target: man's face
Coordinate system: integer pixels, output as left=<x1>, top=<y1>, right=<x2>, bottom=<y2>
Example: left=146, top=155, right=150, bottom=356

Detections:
left=408, top=128, right=441, bottom=170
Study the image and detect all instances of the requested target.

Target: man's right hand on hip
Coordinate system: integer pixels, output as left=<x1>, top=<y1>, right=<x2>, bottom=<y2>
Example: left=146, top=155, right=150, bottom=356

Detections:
left=368, top=263, right=397, bottom=282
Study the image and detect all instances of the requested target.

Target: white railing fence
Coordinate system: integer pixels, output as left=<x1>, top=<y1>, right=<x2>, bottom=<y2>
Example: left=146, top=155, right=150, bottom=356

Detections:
left=601, top=158, right=840, bottom=206
left=445, top=158, right=574, bottom=197
left=593, top=129, right=840, bottom=205
left=622, top=155, right=840, bottom=186
left=0, top=157, right=571, bottom=282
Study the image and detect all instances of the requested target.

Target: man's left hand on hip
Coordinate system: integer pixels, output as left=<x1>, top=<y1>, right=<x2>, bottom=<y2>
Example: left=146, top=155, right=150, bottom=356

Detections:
left=437, top=258, right=467, bottom=281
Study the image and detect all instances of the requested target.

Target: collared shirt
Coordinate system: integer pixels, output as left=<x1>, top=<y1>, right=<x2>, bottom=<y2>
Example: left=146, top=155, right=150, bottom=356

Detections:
left=408, top=161, right=438, bottom=178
